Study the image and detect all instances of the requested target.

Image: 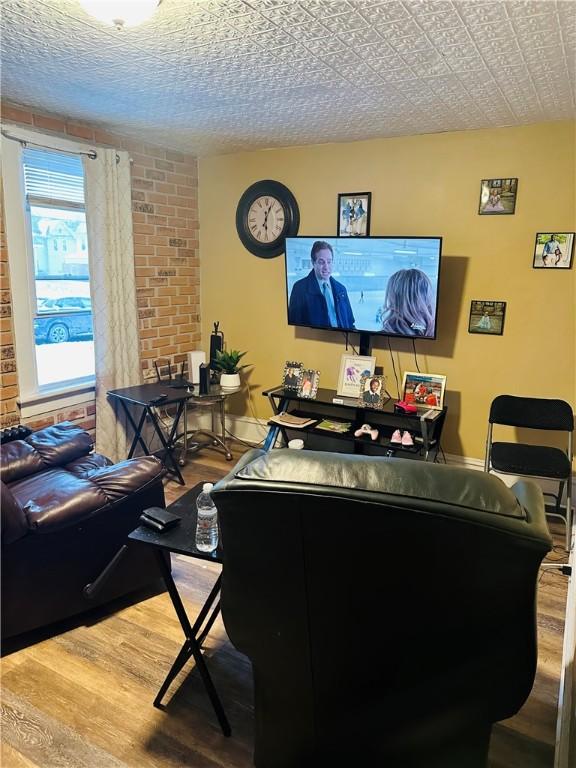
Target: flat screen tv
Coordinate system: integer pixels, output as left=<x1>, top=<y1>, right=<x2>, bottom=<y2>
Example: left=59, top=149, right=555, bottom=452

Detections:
left=285, top=236, right=442, bottom=347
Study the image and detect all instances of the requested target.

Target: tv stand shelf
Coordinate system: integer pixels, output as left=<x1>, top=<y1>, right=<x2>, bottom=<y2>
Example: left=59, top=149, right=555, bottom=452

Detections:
left=263, top=387, right=447, bottom=462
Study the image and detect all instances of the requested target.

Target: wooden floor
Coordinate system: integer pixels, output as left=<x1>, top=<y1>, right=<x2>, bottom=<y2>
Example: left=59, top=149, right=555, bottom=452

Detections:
left=1, top=442, right=568, bottom=768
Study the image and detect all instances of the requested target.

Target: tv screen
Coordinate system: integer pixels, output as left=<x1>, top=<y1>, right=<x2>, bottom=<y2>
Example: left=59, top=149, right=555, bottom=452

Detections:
left=285, top=236, right=442, bottom=340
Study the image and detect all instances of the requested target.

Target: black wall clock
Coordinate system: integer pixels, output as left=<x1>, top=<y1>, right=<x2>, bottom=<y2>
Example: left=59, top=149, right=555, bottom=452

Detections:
left=236, top=179, right=300, bottom=258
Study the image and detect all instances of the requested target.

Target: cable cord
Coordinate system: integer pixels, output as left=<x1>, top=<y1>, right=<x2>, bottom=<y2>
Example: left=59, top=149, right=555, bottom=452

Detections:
left=224, top=426, right=265, bottom=449
left=411, top=338, right=421, bottom=373
left=387, top=337, right=401, bottom=400
left=247, top=387, right=275, bottom=434
left=343, top=332, right=359, bottom=355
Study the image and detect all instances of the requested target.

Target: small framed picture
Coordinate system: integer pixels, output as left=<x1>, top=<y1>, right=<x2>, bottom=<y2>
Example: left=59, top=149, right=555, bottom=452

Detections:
left=337, top=354, right=376, bottom=398
left=533, top=232, right=574, bottom=269
left=478, top=178, right=518, bottom=215
left=358, top=374, right=387, bottom=410
left=337, top=192, right=371, bottom=237
left=468, top=300, right=507, bottom=335
left=282, top=361, right=303, bottom=391
left=298, top=369, right=320, bottom=399
left=401, top=372, right=446, bottom=411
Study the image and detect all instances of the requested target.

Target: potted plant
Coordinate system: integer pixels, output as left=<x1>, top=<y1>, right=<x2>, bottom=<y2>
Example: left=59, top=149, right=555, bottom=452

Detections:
left=213, top=349, right=248, bottom=389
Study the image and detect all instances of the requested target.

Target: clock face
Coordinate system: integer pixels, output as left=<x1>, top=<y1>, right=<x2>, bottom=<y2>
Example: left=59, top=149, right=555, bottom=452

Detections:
left=236, top=180, right=300, bottom=258
left=247, top=195, right=285, bottom=244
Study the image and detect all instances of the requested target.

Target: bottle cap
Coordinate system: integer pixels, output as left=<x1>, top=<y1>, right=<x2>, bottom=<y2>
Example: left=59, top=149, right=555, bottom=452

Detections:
left=202, top=482, right=214, bottom=492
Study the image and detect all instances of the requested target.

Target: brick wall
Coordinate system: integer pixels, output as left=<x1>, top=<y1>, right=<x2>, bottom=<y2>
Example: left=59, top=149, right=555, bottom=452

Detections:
left=0, top=102, right=200, bottom=435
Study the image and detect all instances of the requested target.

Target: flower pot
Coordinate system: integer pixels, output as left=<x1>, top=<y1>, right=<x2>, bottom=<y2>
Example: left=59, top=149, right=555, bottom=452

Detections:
left=220, top=372, right=240, bottom=389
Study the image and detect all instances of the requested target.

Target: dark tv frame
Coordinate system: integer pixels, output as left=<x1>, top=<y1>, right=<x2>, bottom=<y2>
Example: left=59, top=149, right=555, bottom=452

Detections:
left=284, top=235, right=442, bottom=354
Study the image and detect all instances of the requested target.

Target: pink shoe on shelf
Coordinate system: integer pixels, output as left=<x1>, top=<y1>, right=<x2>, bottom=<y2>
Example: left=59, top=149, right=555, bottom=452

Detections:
left=401, top=431, right=414, bottom=447
left=390, top=429, right=402, bottom=444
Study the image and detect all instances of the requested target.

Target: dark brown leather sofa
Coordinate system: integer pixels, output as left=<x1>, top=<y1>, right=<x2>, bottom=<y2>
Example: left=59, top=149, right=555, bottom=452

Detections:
left=213, top=448, right=552, bottom=768
left=1, top=422, right=166, bottom=642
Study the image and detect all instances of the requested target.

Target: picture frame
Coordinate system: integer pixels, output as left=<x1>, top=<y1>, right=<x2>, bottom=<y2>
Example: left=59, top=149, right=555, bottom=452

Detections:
left=282, top=361, right=303, bottom=391
left=533, top=232, right=574, bottom=269
left=401, top=371, right=446, bottom=411
left=468, top=300, right=507, bottom=336
left=337, top=192, right=371, bottom=237
left=478, top=178, right=518, bottom=215
left=358, top=374, right=387, bottom=410
left=336, top=354, right=377, bottom=398
left=298, top=369, right=320, bottom=399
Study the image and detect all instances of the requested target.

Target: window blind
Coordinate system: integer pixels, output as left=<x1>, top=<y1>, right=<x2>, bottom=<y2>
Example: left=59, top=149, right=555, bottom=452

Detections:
left=23, top=148, right=85, bottom=205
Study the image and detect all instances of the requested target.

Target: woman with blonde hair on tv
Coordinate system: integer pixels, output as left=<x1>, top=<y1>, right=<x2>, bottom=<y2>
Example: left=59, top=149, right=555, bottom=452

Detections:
left=380, top=268, right=436, bottom=337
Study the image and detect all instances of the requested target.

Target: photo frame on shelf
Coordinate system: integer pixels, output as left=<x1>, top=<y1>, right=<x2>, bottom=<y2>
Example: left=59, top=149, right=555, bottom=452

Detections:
left=468, top=300, right=507, bottom=335
left=282, top=361, right=303, bottom=391
left=533, top=232, right=574, bottom=269
left=358, top=374, right=387, bottom=410
left=336, top=354, right=376, bottom=398
left=401, top=372, right=446, bottom=411
left=478, top=178, right=518, bottom=215
left=337, top=192, right=371, bottom=236
left=298, top=369, right=320, bottom=399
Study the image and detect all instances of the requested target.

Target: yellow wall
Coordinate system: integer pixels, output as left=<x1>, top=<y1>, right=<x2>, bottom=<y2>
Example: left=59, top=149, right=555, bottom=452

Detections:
left=199, top=122, right=575, bottom=460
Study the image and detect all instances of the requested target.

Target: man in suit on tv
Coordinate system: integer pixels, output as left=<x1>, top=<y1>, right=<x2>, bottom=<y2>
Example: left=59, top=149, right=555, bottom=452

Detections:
left=288, top=241, right=355, bottom=329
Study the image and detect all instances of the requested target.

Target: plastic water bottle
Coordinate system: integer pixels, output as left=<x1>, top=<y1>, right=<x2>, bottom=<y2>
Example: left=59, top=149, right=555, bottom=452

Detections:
left=195, top=482, right=219, bottom=552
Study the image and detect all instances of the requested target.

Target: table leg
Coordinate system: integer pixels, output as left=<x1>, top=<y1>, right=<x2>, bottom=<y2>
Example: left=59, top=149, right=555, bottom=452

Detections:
left=152, top=551, right=230, bottom=736
left=117, top=400, right=149, bottom=459
left=179, top=400, right=189, bottom=467
left=147, top=406, right=186, bottom=485
left=191, top=575, right=222, bottom=646
left=263, top=396, right=289, bottom=451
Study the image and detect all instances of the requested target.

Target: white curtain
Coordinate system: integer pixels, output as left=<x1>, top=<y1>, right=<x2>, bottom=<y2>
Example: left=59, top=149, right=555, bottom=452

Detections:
left=83, top=148, right=141, bottom=462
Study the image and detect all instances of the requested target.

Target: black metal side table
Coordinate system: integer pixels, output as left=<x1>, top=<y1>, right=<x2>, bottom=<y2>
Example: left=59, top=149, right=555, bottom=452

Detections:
left=128, top=483, right=229, bottom=736
left=107, top=382, right=194, bottom=485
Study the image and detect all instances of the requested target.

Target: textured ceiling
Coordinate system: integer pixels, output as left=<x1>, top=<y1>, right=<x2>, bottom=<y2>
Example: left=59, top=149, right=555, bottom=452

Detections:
left=1, top=0, right=575, bottom=155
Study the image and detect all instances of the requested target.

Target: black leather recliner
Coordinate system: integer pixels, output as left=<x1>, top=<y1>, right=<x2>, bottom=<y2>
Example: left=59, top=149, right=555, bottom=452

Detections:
left=213, top=449, right=552, bottom=768
left=1, top=422, right=167, bottom=643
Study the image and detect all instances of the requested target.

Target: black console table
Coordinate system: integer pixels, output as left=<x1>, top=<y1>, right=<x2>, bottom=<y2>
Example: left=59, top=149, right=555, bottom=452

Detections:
left=263, top=386, right=447, bottom=462
left=128, top=483, right=229, bottom=736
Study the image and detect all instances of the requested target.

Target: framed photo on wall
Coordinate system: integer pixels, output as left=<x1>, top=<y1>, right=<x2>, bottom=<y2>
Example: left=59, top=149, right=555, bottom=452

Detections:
left=282, top=361, right=303, bottom=391
left=336, top=354, right=376, bottom=398
left=401, top=372, right=446, bottom=410
left=337, top=192, right=371, bottom=236
left=468, top=300, right=507, bottom=335
left=358, top=374, right=387, bottom=409
left=298, top=369, right=320, bottom=399
left=533, top=232, right=574, bottom=269
left=478, top=178, right=518, bottom=215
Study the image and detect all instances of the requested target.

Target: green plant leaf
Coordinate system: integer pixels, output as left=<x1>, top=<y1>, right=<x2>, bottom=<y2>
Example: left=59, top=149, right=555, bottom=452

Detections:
left=213, top=349, right=248, bottom=373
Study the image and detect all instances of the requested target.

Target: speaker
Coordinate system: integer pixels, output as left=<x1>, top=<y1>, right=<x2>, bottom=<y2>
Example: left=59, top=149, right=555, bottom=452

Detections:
left=209, top=332, right=223, bottom=369
left=199, top=363, right=210, bottom=395
left=187, top=351, right=206, bottom=384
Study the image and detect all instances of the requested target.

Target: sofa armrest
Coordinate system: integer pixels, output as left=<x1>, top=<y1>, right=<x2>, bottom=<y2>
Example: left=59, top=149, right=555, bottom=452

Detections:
left=1, top=480, right=29, bottom=546
left=85, top=456, right=165, bottom=504
left=65, top=453, right=113, bottom=478
left=1, top=422, right=93, bottom=485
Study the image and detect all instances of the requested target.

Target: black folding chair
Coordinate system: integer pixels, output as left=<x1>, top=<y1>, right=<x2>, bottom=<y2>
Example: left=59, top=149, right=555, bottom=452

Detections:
left=484, top=395, right=573, bottom=550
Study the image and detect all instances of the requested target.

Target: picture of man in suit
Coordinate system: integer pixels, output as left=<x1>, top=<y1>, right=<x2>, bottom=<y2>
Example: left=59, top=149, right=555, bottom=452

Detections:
left=283, top=366, right=300, bottom=389
left=362, top=377, right=381, bottom=406
left=288, top=241, right=355, bottom=329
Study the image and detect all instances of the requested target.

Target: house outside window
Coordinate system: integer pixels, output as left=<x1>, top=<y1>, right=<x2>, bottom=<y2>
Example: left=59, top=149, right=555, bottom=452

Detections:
left=2, top=130, right=96, bottom=411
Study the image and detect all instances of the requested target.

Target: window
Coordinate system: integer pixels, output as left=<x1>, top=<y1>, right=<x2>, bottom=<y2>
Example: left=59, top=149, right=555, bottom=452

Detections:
left=2, top=131, right=96, bottom=406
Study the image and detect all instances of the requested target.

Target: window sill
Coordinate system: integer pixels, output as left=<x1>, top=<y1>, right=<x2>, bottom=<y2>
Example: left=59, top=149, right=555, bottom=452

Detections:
left=18, top=382, right=96, bottom=419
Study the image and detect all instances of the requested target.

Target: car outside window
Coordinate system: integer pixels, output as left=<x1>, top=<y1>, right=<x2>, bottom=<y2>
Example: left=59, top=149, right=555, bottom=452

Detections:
left=22, top=148, right=95, bottom=386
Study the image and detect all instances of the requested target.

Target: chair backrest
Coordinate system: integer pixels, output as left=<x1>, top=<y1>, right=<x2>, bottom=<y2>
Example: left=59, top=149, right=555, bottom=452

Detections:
left=489, top=395, right=574, bottom=431
left=213, top=449, right=552, bottom=767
